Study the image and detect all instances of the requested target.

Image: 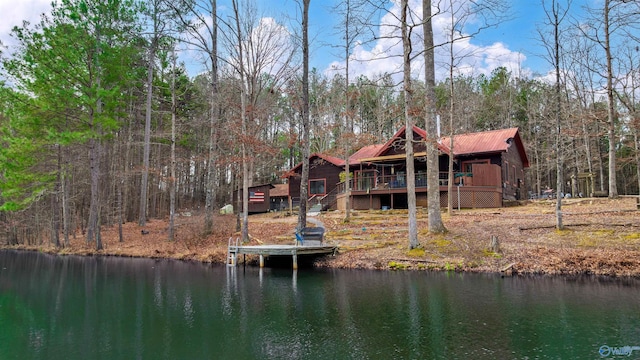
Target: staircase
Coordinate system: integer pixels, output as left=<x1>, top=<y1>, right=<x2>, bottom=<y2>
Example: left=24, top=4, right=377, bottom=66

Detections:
left=227, top=237, right=239, bottom=266
left=311, top=187, right=339, bottom=211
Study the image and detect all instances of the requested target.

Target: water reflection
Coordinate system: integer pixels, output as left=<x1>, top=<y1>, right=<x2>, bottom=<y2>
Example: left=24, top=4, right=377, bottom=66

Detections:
left=1, top=250, right=640, bottom=359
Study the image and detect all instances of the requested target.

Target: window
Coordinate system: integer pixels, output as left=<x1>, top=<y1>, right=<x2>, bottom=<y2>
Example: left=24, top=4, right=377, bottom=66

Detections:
left=461, top=159, right=489, bottom=173
left=356, top=170, right=376, bottom=190
left=309, top=179, right=326, bottom=195
left=504, top=161, right=509, bottom=183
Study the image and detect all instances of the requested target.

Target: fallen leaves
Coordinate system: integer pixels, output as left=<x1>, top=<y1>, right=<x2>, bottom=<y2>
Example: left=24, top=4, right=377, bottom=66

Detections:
left=4, top=197, right=640, bottom=277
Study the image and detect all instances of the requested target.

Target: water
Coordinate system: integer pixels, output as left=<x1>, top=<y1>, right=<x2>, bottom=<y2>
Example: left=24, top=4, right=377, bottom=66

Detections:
left=1, top=250, right=639, bottom=359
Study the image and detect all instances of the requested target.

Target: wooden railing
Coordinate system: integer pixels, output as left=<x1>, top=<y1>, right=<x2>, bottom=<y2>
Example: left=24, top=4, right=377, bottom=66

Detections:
left=337, top=172, right=475, bottom=193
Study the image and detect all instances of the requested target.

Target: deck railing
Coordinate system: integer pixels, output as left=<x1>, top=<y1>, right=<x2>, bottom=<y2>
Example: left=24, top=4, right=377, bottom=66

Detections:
left=337, top=171, right=474, bottom=193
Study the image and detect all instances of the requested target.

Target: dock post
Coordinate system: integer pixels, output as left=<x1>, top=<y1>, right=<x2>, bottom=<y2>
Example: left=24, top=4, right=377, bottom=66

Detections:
left=292, top=253, right=298, bottom=270
left=259, top=254, right=265, bottom=268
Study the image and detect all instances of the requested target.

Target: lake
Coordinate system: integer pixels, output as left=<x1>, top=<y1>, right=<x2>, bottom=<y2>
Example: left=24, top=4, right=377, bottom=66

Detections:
left=1, top=250, right=639, bottom=359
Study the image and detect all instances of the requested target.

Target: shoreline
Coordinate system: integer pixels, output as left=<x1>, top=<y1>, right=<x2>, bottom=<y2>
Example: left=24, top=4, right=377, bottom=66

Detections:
left=3, top=245, right=640, bottom=279
left=1, top=197, right=639, bottom=278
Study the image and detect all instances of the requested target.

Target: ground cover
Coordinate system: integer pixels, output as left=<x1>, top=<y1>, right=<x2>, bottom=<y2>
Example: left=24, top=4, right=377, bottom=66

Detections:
left=4, top=197, right=640, bottom=277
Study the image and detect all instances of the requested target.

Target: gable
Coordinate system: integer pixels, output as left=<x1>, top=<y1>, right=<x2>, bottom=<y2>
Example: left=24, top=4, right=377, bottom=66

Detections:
left=440, top=128, right=529, bottom=168
left=374, top=125, right=428, bottom=157
left=283, top=153, right=345, bottom=178
left=349, top=144, right=384, bottom=165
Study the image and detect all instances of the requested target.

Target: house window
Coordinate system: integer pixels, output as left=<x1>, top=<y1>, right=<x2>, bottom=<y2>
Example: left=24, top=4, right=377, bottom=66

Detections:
left=356, top=170, right=376, bottom=190
left=461, top=159, right=489, bottom=173
left=504, top=161, right=509, bottom=184
left=309, top=179, right=326, bottom=195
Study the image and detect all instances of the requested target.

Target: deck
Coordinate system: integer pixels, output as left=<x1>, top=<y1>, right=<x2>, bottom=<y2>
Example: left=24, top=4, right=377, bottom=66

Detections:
left=227, top=243, right=337, bottom=270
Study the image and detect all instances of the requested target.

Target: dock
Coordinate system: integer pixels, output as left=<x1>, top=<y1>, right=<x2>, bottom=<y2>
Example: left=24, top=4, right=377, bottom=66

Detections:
left=227, top=242, right=337, bottom=270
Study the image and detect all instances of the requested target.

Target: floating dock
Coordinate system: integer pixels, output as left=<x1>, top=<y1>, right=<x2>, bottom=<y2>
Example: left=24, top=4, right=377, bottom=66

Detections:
left=227, top=242, right=337, bottom=270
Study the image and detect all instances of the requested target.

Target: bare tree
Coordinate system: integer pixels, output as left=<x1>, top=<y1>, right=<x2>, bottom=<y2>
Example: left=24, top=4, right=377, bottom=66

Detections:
left=225, top=0, right=251, bottom=242
left=171, top=0, right=220, bottom=234
left=423, top=0, right=446, bottom=235
left=400, top=0, right=419, bottom=248
left=219, top=1, right=296, bottom=241
left=441, top=0, right=509, bottom=214
left=541, top=0, right=571, bottom=229
left=331, top=0, right=370, bottom=222
left=168, top=48, right=178, bottom=241
left=615, top=46, right=640, bottom=196
left=140, top=0, right=172, bottom=227
left=579, top=0, right=640, bottom=198
left=297, top=0, right=311, bottom=233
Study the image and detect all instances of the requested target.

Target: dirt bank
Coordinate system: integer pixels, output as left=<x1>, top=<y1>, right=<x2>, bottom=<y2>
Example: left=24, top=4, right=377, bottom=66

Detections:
left=3, top=197, right=640, bottom=277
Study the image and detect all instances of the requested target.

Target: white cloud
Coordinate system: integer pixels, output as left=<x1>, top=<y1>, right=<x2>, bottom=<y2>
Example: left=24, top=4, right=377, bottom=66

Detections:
left=325, top=0, right=529, bottom=83
left=0, top=0, right=53, bottom=52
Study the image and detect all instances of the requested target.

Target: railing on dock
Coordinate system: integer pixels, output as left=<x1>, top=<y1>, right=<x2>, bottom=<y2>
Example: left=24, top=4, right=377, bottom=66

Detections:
left=227, top=237, right=240, bottom=266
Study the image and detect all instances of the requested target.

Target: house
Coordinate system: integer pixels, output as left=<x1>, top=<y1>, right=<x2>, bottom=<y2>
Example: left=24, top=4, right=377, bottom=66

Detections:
left=269, top=183, right=289, bottom=211
left=234, top=184, right=275, bottom=214
left=440, top=127, right=529, bottom=201
left=283, top=153, right=346, bottom=210
left=284, top=127, right=529, bottom=210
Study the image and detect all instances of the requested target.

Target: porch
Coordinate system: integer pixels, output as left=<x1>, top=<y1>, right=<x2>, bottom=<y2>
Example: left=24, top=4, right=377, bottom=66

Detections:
left=335, top=171, right=503, bottom=209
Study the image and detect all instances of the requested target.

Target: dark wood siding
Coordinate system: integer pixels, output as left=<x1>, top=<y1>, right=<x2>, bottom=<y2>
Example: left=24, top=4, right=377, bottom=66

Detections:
left=235, top=184, right=272, bottom=213
left=501, top=144, right=526, bottom=200
left=287, top=157, right=343, bottom=201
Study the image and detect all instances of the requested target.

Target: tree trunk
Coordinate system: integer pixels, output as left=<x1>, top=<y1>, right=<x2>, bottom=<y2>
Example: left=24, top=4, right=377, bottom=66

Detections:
left=86, top=135, right=100, bottom=246
left=204, top=0, right=219, bottom=234
left=169, top=49, right=177, bottom=242
left=552, top=0, right=563, bottom=230
left=62, top=150, right=70, bottom=247
left=447, top=9, right=455, bottom=214
left=401, top=0, right=418, bottom=249
left=139, top=44, right=154, bottom=227
left=635, top=131, right=640, bottom=196
left=51, top=144, right=61, bottom=248
left=423, top=0, right=447, bottom=235
left=604, top=0, right=618, bottom=198
left=297, top=0, right=311, bottom=233
left=343, top=0, right=353, bottom=222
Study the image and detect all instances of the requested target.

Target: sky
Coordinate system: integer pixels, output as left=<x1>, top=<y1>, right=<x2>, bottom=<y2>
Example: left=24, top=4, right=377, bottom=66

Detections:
left=0, top=0, right=593, bottom=83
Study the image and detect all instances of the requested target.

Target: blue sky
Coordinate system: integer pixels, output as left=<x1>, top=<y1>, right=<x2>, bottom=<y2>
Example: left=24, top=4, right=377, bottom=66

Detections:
left=1, top=0, right=592, bottom=82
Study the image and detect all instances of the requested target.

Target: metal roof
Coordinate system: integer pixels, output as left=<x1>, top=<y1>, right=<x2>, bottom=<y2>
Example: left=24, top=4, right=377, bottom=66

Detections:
left=440, top=127, right=529, bottom=167
left=283, top=127, right=530, bottom=177
left=348, top=144, right=384, bottom=165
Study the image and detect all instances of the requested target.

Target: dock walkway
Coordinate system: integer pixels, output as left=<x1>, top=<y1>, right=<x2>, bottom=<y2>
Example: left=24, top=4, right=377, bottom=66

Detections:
left=227, top=241, right=337, bottom=270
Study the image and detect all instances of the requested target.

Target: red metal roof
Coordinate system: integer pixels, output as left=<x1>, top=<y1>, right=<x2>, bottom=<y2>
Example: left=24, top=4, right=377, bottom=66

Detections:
left=349, top=144, right=384, bottom=164
left=440, top=127, right=529, bottom=167
left=282, top=127, right=530, bottom=179
left=373, top=125, right=448, bottom=157
left=282, top=153, right=345, bottom=178
left=374, top=125, right=421, bottom=157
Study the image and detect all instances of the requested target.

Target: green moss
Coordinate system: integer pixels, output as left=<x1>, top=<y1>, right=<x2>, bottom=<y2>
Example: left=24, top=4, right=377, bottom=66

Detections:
left=407, top=248, right=425, bottom=257
left=554, top=228, right=574, bottom=235
left=482, top=249, right=502, bottom=258
left=388, top=261, right=409, bottom=270
left=577, top=237, right=598, bottom=247
left=443, top=261, right=464, bottom=271
left=466, top=261, right=481, bottom=268
left=427, top=237, right=451, bottom=248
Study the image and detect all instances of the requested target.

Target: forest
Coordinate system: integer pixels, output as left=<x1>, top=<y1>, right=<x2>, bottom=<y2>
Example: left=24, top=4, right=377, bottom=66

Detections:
left=1, top=0, right=639, bottom=250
